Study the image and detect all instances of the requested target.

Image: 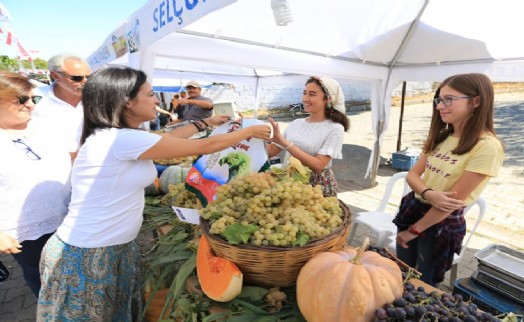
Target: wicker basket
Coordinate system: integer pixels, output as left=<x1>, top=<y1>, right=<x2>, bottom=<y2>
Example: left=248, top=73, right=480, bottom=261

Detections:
left=200, top=200, right=352, bottom=287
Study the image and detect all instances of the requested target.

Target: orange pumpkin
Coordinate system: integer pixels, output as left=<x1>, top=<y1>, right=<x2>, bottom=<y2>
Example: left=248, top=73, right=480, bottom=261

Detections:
left=144, top=289, right=173, bottom=322
left=196, top=235, right=243, bottom=302
left=296, top=238, right=403, bottom=322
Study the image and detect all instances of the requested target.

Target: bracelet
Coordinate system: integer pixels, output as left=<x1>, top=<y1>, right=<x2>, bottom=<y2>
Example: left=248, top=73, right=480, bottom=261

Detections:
left=420, top=188, right=433, bottom=200
left=271, top=142, right=294, bottom=150
left=271, top=142, right=285, bottom=149
left=408, top=224, right=424, bottom=237
left=200, top=119, right=209, bottom=127
left=190, top=120, right=204, bottom=132
left=196, top=120, right=208, bottom=131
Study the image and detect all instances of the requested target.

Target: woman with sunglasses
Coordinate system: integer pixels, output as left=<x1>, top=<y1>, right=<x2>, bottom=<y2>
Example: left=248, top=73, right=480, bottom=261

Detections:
left=266, top=76, right=350, bottom=197
left=0, top=71, right=72, bottom=297
left=393, top=73, right=504, bottom=287
left=37, top=67, right=271, bottom=321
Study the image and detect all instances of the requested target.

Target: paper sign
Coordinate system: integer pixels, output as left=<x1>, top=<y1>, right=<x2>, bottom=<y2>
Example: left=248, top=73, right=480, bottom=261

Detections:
left=172, top=206, right=201, bottom=225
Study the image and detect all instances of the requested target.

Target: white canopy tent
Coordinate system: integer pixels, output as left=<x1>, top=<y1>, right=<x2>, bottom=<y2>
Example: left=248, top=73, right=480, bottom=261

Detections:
left=88, top=0, right=524, bottom=183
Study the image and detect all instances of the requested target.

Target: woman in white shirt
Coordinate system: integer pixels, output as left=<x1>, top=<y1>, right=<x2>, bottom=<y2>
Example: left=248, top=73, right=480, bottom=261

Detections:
left=0, top=71, right=72, bottom=297
left=37, top=67, right=272, bottom=321
left=267, top=76, right=350, bottom=196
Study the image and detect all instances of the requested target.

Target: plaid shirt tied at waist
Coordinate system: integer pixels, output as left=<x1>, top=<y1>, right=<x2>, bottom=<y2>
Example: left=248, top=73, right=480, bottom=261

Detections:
left=393, top=191, right=466, bottom=283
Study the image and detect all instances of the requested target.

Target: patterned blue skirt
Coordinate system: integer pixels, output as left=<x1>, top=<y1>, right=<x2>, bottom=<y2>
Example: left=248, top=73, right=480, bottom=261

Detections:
left=37, top=234, right=143, bottom=322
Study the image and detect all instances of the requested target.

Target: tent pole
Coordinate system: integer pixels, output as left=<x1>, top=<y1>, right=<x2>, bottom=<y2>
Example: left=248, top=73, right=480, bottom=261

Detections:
left=396, top=81, right=407, bottom=152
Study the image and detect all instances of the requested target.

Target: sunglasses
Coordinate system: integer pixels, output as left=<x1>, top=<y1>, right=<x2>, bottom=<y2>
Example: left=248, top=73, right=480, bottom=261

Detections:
left=12, top=139, right=41, bottom=160
left=58, top=71, right=90, bottom=82
left=18, top=95, right=43, bottom=105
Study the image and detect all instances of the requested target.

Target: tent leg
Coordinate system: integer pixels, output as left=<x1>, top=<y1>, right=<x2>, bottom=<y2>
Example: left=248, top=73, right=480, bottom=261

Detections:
left=396, top=81, right=407, bottom=152
left=370, top=120, right=384, bottom=187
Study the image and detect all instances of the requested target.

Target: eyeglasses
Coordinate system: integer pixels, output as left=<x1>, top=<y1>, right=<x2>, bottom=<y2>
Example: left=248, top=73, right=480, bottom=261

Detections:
left=433, top=96, right=473, bottom=107
left=12, top=139, right=41, bottom=160
left=58, top=71, right=90, bottom=82
left=18, top=95, right=43, bottom=105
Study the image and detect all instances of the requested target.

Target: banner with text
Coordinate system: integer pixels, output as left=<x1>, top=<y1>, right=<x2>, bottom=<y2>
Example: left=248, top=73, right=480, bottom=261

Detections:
left=88, top=0, right=235, bottom=69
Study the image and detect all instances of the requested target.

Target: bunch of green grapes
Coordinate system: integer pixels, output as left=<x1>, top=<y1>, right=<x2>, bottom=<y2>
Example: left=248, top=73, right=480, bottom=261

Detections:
left=161, top=183, right=202, bottom=209
left=154, top=155, right=196, bottom=166
left=199, top=172, right=343, bottom=246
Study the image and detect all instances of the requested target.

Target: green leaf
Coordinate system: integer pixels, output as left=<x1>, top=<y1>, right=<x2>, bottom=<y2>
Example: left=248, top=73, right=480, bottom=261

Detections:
left=232, top=299, right=269, bottom=315
left=160, top=254, right=197, bottom=319
left=238, top=286, right=270, bottom=302
left=292, top=232, right=309, bottom=246
left=222, top=223, right=258, bottom=244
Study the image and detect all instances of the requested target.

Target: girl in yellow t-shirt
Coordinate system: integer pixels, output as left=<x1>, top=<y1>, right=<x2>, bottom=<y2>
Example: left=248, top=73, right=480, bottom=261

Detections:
left=393, top=73, right=504, bottom=286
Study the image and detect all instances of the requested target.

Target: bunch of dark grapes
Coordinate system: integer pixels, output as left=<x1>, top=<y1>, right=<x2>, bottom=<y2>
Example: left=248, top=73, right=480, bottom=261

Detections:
left=368, top=246, right=395, bottom=260
left=373, top=282, right=500, bottom=321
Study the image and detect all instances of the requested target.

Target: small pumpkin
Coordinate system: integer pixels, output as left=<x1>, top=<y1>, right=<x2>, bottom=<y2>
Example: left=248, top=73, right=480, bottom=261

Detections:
left=159, top=165, right=188, bottom=193
left=144, top=289, right=173, bottom=322
left=196, top=235, right=243, bottom=302
left=296, top=238, right=403, bottom=322
left=144, top=177, right=162, bottom=196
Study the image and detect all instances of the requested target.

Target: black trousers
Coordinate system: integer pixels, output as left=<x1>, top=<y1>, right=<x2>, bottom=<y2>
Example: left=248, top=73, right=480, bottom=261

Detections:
left=12, top=232, right=53, bottom=297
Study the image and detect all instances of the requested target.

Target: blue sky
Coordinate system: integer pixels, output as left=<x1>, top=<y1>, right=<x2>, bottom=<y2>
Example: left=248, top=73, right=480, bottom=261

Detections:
left=0, top=0, right=146, bottom=60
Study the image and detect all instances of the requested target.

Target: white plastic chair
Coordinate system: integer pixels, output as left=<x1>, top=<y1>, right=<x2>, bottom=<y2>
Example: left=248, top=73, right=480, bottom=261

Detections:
left=347, top=171, right=411, bottom=247
left=386, top=196, right=487, bottom=288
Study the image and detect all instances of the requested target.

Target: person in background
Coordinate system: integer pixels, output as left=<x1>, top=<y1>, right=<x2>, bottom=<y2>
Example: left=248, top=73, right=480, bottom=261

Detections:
left=169, top=93, right=181, bottom=117
left=31, top=54, right=91, bottom=158
left=179, top=81, right=214, bottom=121
left=267, top=76, right=349, bottom=197
left=393, top=73, right=504, bottom=286
left=0, top=71, right=71, bottom=297
left=37, top=67, right=272, bottom=321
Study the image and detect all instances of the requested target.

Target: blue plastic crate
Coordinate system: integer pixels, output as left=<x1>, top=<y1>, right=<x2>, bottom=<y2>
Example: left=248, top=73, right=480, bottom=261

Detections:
left=453, top=278, right=524, bottom=316
left=391, top=151, right=419, bottom=170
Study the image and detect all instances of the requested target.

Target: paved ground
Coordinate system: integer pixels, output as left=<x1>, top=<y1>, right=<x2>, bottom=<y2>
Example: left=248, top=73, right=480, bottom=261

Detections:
left=1, top=92, right=523, bottom=320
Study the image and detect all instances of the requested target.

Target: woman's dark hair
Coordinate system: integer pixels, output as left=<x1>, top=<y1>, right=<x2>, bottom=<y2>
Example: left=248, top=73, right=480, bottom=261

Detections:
left=81, top=67, right=147, bottom=144
left=424, top=73, right=498, bottom=155
left=305, top=77, right=350, bottom=132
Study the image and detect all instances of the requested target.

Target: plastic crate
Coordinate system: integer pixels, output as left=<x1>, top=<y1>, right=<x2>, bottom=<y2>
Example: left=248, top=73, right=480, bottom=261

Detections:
left=391, top=150, right=419, bottom=170
left=453, top=278, right=524, bottom=316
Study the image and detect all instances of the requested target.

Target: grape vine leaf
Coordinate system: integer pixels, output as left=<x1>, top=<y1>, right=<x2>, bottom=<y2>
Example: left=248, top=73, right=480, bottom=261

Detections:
left=292, top=232, right=309, bottom=246
left=222, top=223, right=258, bottom=244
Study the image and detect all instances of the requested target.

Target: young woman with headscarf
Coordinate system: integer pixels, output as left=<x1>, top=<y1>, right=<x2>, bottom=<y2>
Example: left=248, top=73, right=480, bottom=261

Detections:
left=267, top=76, right=350, bottom=197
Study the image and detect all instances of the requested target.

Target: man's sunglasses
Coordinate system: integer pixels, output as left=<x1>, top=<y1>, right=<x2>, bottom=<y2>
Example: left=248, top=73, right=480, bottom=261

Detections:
left=18, top=95, right=43, bottom=105
left=58, top=71, right=90, bottom=82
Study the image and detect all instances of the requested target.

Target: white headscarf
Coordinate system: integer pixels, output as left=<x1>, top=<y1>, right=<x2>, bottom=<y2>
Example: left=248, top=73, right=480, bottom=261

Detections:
left=318, top=76, right=346, bottom=114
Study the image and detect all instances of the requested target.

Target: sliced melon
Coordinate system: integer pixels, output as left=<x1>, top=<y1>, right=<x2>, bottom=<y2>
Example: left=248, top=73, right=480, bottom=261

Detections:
left=196, top=236, right=243, bottom=302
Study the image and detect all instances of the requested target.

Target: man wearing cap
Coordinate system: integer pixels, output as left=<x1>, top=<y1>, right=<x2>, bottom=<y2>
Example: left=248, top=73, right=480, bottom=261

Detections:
left=179, top=80, right=214, bottom=121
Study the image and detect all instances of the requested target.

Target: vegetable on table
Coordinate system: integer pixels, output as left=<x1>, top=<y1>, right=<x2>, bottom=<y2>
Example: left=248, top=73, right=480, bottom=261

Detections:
left=159, top=165, right=190, bottom=194
left=296, top=237, right=403, bottom=322
left=196, top=235, right=243, bottom=302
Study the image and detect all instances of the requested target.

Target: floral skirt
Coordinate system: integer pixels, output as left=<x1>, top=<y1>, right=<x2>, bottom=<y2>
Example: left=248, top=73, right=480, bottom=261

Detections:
left=309, top=168, right=338, bottom=197
left=37, top=234, right=143, bottom=322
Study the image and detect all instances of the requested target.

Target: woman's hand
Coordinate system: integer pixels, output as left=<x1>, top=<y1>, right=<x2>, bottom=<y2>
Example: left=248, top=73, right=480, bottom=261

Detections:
left=268, top=118, right=285, bottom=144
left=396, top=230, right=417, bottom=248
left=0, top=232, right=22, bottom=254
left=204, top=115, right=231, bottom=127
left=425, top=190, right=467, bottom=212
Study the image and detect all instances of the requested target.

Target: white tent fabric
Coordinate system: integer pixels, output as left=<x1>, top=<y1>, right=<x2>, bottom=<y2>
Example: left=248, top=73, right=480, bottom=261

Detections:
left=88, top=0, right=524, bottom=181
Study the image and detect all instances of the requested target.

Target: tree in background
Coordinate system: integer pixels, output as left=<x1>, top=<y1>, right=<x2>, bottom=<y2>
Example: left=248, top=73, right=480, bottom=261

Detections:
left=0, top=55, right=17, bottom=71
left=0, top=56, right=47, bottom=71
left=19, top=58, right=47, bottom=69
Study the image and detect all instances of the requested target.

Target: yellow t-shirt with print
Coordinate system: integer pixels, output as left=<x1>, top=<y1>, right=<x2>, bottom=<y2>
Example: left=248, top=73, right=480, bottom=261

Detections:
left=420, top=134, right=503, bottom=204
